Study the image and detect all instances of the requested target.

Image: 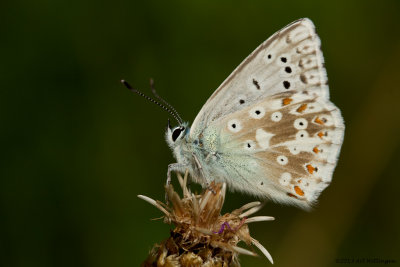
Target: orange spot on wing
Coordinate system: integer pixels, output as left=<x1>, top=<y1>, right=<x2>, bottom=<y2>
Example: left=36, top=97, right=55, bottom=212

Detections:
left=306, top=164, right=315, bottom=174
left=296, top=104, right=307, bottom=113
left=282, top=98, right=293, bottom=105
left=294, top=186, right=305, bottom=196
left=287, top=192, right=299, bottom=199
left=313, top=146, right=320, bottom=153
left=317, top=132, right=325, bottom=138
left=314, top=117, right=324, bottom=124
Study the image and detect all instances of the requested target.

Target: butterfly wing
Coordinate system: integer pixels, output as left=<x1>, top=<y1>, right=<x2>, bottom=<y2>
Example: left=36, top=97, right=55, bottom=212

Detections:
left=190, top=18, right=344, bottom=208
left=213, top=91, right=344, bottom=208
left=191, top=18, right=329, bottom=136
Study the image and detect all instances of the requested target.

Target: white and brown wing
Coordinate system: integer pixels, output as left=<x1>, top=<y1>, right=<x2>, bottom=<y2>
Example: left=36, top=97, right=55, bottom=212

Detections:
left=189, top=18, right=344, bottom=208
left=190, top=18, right=329, bottom=137
left=216, top=91, right=344, bottom=209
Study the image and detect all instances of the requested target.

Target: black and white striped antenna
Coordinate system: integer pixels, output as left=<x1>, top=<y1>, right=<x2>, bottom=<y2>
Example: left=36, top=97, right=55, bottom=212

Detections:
left=121, top=79, right=183, bottom=125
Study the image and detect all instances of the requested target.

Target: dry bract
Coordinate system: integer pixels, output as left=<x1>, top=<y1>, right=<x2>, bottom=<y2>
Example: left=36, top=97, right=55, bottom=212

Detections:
left=140, top=171, right=274, bottom=266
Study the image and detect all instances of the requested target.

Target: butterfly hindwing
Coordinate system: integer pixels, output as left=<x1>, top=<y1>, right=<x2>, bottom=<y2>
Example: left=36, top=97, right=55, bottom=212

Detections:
left=215, top=91, right=343, bottom=208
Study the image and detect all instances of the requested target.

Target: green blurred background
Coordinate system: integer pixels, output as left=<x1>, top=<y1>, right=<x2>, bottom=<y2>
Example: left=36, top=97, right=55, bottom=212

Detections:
left=1, top=0, right=399, bottom=266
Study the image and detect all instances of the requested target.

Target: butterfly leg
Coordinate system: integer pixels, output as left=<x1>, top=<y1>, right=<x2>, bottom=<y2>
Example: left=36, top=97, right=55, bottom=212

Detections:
left=166, top=163, right=188, bottom=203
left=192, top=153, right=218, bottom=194
left=192, top=153, right=211, bottom=186
left=167, top=163, right=187, bottom=186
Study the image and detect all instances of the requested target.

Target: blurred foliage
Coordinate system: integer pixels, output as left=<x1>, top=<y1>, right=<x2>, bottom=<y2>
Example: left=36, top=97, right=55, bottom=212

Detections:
left=0, top=0, right=399, bottom=266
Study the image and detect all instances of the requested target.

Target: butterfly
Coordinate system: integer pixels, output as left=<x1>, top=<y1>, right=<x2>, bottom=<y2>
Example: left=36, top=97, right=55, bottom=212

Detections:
left=124, top=18, right=344, bottom=210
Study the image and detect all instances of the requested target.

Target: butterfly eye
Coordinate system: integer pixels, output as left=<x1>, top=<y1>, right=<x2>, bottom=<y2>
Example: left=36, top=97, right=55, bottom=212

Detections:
left=172, top=127, right=185, bottom=142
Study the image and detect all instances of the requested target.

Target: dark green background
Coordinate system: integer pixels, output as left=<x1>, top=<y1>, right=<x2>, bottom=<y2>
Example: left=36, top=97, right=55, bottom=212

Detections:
left=1, top=0, right=399, bottom=266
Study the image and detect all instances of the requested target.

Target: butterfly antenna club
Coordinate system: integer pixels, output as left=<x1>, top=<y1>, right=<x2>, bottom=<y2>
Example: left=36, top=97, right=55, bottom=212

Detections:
left=121, top=79, right=183, bottom=124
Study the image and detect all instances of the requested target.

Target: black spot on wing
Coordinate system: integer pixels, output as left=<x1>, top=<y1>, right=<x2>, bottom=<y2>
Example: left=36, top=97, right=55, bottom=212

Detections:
left=252, top=79, right=260, bottom=90
left=283, top=81, right=290, bottom=89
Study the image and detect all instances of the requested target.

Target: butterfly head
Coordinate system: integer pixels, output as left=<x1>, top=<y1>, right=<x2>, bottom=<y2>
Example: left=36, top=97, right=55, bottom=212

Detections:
left=165, top=119, right=188, bottom=147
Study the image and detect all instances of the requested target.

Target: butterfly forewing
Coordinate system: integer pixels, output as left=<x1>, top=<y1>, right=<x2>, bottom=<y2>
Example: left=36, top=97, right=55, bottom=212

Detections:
left=191, top=18, right=329, bottom=136
left=188, top=18, right=344, bottom=209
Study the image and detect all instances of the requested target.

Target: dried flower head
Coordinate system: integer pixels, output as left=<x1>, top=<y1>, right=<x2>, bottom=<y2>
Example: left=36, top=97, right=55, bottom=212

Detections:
left=140, top=171, right=274, bottom=266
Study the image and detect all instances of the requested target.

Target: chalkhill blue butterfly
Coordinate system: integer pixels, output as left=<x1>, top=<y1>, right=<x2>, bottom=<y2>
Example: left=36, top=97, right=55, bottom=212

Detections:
left=123, top=18, right=344, bottom=209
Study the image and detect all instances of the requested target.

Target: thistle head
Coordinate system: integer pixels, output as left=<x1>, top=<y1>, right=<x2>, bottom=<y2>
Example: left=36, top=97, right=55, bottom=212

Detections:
left=139, top=171, right=275, bottom=266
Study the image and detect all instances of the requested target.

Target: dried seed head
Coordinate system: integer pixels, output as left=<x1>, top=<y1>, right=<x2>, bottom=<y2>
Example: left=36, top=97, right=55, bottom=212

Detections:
left=140, top=172, right=274, bottom=266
